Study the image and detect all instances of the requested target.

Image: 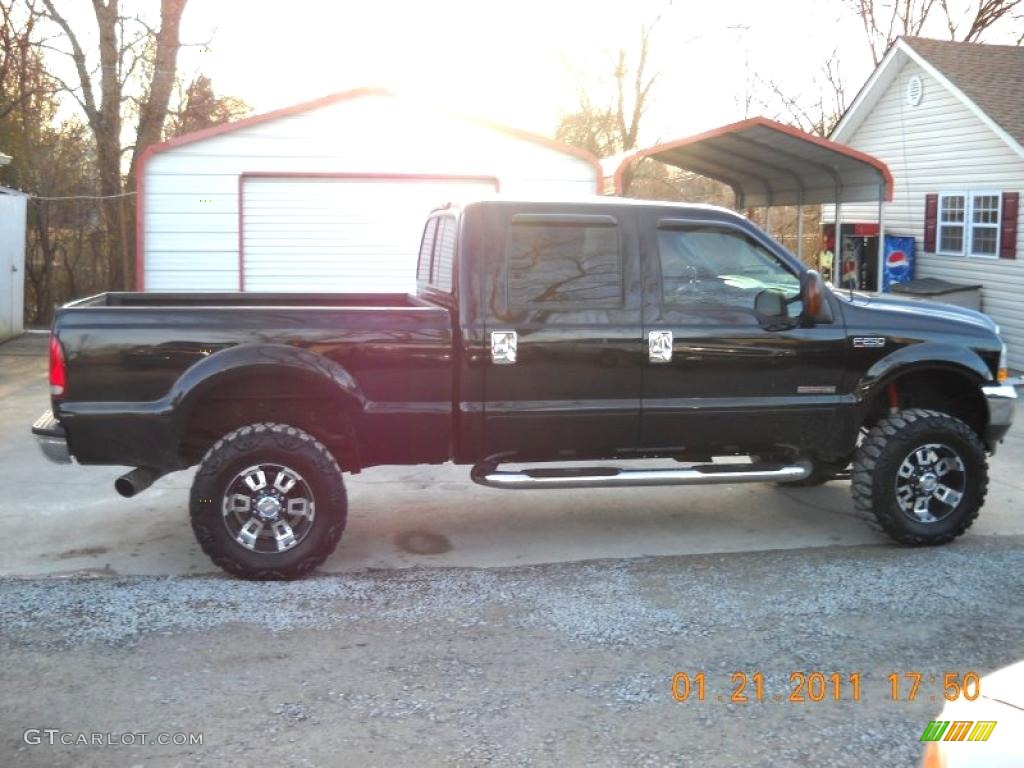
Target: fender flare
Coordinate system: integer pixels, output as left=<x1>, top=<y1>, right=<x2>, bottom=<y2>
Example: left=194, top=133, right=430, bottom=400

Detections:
left=167, top=344, right=366, bottom=461
left=854, top=342, right=990, bottom=404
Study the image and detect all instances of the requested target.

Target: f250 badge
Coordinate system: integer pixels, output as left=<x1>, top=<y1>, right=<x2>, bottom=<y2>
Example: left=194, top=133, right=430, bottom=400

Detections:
left=853, top=337, right=887, bottom=349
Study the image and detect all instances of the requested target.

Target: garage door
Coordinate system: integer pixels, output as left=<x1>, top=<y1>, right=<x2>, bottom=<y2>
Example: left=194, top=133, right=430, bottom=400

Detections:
left=240, top=175, right=498, bottom=292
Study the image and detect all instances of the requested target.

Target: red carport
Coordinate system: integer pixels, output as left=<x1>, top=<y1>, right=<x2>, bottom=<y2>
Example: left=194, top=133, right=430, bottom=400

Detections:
left=611, top=117, right=893, bottom=274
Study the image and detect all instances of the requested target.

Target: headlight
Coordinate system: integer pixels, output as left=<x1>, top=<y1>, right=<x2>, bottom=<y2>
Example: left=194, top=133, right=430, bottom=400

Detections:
left=998, top=341, right=1009, bottom=383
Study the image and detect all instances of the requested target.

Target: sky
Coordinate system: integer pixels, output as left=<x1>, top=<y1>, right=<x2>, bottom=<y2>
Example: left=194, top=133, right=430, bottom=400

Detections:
left=171, top=0, right=871, bottom=144
left=46, top=0, right=1024, bottom=150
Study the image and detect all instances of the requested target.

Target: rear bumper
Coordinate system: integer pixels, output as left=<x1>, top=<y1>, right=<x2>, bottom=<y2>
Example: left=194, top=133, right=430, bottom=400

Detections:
left=982, top=383, right=1017, bottom=451
left=32, top=409, right=71, bottom=464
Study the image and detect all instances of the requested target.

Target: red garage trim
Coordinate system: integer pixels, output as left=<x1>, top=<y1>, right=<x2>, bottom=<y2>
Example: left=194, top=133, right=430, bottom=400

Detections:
left=236, top=172, right=501, bottom=291
left=134, top=87, right=602, bottom=290
left=612, top=116, right=894, bottom=203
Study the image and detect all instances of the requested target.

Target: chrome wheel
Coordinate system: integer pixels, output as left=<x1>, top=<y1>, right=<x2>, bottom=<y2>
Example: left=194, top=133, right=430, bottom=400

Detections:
left=894, top=443, right=966, bottom=524
left=222, top=463, right=316, bottom=553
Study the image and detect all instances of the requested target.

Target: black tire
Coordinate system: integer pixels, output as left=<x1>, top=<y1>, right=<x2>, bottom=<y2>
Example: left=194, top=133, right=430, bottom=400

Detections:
left=190, top=423, right=347, bottom=580
left=852, top=409, right=987, bottom=546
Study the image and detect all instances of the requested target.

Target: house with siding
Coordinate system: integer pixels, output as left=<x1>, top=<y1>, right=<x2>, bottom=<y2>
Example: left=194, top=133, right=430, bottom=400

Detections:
left=829, top=37, right=1024, bottom=367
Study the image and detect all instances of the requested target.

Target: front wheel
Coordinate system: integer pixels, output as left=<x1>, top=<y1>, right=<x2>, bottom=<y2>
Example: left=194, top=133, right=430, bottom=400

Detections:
left=190, top=423, right=348, bottom=580
left=851, top=409, right=987, bottom=546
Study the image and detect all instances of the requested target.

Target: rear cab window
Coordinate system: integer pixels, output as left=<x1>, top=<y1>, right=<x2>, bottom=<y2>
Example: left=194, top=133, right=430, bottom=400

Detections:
left=416, top=214, right=458, bottom=296
left=504, top=213, right=622, bottom=309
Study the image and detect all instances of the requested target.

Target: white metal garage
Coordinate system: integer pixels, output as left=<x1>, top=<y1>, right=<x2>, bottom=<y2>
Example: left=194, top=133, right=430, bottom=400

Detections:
left=137, top=88, right=601, bottom=292
left=240, top=174, right=498, bottom=292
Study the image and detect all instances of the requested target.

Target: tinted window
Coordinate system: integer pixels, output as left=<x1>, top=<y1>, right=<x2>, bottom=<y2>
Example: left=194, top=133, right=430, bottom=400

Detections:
left=416, top=218, right=439, bottom=286
left=431, top=217, right=456, bottom=293
left=506, top=220, right=621, bottom=307
left=658, top=225, right=800, bottom=316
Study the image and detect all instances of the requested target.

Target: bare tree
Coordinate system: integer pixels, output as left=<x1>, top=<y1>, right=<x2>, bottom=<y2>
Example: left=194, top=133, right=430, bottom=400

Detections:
left=850, top=0, right=1023, bottom=64
left=751, top=50, right=848, bottom=138
left=556, top=21, right=660, bottom=159
left=165, top=74, right=249, bottom=138
left=941, top=0, right=1024, bottom=40
left=39, top=0, right=189, bottom=289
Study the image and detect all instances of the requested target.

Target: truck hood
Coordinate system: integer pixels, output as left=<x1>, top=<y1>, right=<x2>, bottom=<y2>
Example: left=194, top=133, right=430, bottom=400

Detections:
left=837, top=290, right=999, bottom=335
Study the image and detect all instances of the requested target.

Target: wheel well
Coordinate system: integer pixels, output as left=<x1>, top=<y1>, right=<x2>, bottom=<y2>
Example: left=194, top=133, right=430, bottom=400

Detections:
left=865, top=368, right=987, bottom=437
left=179, top=370, right=361, bottom=470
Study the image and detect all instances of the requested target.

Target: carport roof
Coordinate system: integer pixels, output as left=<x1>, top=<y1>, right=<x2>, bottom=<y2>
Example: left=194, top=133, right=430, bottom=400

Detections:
left=613, top=117, right=893, bottom=207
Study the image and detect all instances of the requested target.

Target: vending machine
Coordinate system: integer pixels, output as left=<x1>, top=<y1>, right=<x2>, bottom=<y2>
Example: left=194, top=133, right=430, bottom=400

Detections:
left=881, top=235, right=915, bottom=292
left=821, top=223, right=880, bottom=291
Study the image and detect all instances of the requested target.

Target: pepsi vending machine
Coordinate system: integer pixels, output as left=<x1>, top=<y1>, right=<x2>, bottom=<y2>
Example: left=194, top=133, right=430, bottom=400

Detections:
left=882, top=235, right=915, bottom=292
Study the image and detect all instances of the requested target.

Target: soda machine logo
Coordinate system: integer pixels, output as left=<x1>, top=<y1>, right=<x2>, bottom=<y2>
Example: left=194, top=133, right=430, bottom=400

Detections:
left=887, top=249, right=911, bottom=279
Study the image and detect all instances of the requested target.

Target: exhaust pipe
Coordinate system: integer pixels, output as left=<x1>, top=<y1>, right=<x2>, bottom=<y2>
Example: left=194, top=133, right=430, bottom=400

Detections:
left=115, top=467, right=162, bottom=498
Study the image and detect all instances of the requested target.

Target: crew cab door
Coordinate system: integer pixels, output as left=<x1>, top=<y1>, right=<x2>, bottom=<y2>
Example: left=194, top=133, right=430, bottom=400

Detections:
left=639, top=214, right=846, bottom=454
left=480, top=205, right=643, bottom=459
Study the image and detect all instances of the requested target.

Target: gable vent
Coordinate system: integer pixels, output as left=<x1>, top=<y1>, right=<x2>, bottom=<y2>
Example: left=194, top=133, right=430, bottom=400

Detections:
left=906, top=75, right=924, bottom=107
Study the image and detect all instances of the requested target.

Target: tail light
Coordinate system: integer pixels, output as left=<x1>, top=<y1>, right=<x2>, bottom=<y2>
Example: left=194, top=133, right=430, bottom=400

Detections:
left=49, top=335, right=66, bottom=397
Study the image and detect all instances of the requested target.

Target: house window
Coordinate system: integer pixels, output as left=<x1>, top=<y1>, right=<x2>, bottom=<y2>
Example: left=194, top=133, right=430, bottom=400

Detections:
left=938, top=192, right=1001, bottom=258
left=970, top=193, right=1000, bottom=257
left=938, top=194, right=965, bottom=254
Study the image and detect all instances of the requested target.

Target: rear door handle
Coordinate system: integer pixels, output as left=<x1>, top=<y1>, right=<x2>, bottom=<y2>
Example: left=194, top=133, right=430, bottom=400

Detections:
left=648, top=330, right=673, bottom=363
left=491, top=330, right=517, bottom=364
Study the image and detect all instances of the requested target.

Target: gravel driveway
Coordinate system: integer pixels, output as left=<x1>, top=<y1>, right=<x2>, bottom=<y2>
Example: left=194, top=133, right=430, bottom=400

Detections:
left=2, top=536, right=1022, bottom=767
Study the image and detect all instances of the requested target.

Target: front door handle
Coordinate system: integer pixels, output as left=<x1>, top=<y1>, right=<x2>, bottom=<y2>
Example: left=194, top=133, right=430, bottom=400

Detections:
left=491, top=330, right=517, bottom=364
left=648, top=330, right=673, bottom=363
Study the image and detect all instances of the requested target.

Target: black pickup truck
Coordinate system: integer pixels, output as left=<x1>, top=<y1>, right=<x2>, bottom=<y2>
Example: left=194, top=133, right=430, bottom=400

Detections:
left=33, top=198, right=1016, bottom=579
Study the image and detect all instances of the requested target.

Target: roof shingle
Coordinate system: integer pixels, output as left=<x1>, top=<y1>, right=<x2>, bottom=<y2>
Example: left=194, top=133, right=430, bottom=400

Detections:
left=902, top=36, right=1024, bottom=149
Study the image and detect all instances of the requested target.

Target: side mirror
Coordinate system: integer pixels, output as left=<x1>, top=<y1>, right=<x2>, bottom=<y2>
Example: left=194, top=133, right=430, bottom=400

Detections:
left=801, top=270, right=833, bottom=324
left=754, top=289, right=791, bottom=330
left=754, top=289, right=786, bottom=319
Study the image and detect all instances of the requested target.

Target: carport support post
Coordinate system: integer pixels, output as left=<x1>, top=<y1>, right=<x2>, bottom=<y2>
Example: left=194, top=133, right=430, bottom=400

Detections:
left=876, top=183, right=886, bottom=292
left=797, top=194, right=804, bottom=261
left=834, top=188, right=842, bottom=284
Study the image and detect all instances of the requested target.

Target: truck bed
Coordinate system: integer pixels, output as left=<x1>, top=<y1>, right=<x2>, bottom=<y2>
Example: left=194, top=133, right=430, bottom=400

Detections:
left=51, top=290, right=457, bottom=470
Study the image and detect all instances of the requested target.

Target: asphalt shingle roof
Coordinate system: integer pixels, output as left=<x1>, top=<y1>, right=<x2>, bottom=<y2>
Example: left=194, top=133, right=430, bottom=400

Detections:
left=902, top=36, right=1024, bottom=149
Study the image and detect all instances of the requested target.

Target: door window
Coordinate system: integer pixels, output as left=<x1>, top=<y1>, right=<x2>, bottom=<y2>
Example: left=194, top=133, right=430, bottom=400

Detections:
left=657, top=225, right=801, bottom=317
left=506, top=216, right=622, bottom=308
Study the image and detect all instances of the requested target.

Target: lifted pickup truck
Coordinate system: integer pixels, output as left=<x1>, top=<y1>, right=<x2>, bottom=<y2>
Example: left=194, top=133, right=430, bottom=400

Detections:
left=33, top=198, right=1016, bottom=579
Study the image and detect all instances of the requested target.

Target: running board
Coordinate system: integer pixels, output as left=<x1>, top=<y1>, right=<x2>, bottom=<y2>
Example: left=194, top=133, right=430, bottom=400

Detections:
left=470, top=460, right=813, bottom=490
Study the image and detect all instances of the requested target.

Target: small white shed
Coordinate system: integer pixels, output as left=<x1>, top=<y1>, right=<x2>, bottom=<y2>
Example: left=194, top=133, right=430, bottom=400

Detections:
left=0, top=186, right=27, bottom=341
left=137, top=88, right=601, bottom=292
left=828, top=37, right=1024, bottom=367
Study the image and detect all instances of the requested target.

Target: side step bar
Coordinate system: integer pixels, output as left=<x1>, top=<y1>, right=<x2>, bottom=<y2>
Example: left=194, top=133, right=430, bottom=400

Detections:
left=471, top=459, right=813, bottom=490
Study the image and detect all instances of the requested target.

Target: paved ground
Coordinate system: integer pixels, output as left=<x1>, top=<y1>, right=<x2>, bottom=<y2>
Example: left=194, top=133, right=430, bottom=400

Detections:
left=2, top=332, right=1023, bottom=766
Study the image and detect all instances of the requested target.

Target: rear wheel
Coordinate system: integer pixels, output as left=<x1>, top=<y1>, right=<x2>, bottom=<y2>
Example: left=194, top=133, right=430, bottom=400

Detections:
left=190, top=422, right=347, bottom=580
left=851, top=409, right=987, bottom=545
